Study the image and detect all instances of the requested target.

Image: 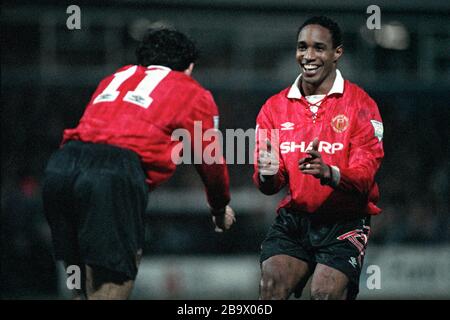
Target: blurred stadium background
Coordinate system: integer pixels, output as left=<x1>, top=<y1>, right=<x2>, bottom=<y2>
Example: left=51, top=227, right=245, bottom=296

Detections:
left=1, top=0, right=449, bottom=299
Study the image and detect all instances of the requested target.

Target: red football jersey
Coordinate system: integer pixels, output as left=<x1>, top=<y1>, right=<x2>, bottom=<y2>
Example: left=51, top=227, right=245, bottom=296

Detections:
left=254, top=71, right=384, bottom=215
left=63, top=65, right=230, bottom=209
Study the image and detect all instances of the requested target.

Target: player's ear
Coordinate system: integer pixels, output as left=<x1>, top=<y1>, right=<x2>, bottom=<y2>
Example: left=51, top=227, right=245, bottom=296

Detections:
left=334, top=45, right=343, bottom=62
left=184, top=63, right=195, bottom=76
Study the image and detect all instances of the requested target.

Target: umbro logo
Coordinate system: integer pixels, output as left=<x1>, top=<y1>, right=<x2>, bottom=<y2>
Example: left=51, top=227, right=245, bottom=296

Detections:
left=349, top=257, right=358, bottom=268
left=281, top=122, right=295, bottom=130
left=98, top=93, right=112, bottom=100
left=128, top=94, right=146, bottom=104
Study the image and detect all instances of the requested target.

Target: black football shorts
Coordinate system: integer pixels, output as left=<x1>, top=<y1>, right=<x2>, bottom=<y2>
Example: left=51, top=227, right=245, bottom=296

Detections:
left=260, top=208, right=371, bottom=300
left=42, top=140, right=148, bottom=280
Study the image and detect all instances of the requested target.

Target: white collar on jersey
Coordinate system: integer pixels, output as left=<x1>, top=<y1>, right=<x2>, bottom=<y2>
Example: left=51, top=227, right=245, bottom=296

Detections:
left=287, top=69, right=344, bottom=99
left=147, top=65, right=172, bottom=71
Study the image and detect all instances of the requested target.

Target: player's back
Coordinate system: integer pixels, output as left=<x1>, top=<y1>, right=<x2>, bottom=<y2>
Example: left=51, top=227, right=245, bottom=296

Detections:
left=63, top=64, right=210, bottom=188
left=64, top=64, right=203, bottom=145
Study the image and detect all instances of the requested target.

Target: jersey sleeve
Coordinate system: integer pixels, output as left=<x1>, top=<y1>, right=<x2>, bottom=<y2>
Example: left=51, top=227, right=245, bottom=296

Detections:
left=253, top=102, right=288, bottom=195
left=184, top=90, right=231, bottom=209
left=336, top=95, right=384, bottom=195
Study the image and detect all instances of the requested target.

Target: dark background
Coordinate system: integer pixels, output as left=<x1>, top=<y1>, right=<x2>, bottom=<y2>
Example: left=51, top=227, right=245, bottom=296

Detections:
left=1, top=0, right=449, bottom=298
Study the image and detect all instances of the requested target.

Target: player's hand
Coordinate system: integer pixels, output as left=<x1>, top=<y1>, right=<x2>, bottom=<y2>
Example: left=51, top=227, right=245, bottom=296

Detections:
left=257, top=139, right=280, bottom=179
left=211, top=205, right=236, bottom=233
left=299, top=137, right=331, bottom=182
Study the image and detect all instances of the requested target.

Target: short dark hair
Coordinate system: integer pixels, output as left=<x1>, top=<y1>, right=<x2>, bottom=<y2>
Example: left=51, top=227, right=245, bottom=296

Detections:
left=136, top=28, right=199, bottom=71
left=297, top=16, right=342, bottom=48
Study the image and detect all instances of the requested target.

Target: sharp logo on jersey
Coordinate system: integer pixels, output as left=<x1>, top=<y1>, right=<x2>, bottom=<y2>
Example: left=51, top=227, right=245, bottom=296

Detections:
left=370, top=120, right=383, bottom=141
left=280, top=141, right=344, bottom=154
left=331, top=114, right=349, bottom=133
left=280, top=122, right=295, bottom=130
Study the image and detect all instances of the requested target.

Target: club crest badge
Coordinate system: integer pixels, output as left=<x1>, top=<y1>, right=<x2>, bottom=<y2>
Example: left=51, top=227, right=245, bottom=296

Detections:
left=331, top=114, right=349, bottom=133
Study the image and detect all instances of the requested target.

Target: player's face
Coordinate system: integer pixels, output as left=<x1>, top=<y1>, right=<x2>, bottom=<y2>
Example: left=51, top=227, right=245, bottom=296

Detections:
left=296, top=24, right=342, bottom=86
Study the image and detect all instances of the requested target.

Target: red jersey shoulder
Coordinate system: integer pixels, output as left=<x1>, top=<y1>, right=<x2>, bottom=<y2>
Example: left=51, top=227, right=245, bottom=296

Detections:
left=164, top=69, right=204, bottom=89
left=159, top=69, right=212, bottom=103
left=344, top=80, right=378, bottom=109
left=160, top=71, right=219, bottom=118
left=261, top=87, right=291, bottom=113
left=343, top=80, right=381, bottom=119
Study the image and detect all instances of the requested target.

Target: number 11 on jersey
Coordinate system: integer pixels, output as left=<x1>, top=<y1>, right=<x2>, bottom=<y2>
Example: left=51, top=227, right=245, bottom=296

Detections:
left=93, top=65, right=170, bottom=109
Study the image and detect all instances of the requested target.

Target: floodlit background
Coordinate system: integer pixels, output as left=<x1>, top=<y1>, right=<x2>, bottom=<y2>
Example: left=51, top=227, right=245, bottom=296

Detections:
left=1, top=0, right=449, bottom=299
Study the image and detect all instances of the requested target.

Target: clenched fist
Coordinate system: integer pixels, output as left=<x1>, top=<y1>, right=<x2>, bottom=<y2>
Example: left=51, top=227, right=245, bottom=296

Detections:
left=257, top=139, right=280, bottom=179
left=211, top=205, right=236, bottom=233
left=299, top=137, right=331, bottom=184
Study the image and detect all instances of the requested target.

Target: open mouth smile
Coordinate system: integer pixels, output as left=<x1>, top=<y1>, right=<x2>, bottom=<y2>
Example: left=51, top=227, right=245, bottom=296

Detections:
left=302, top=64, right=321, bottom=76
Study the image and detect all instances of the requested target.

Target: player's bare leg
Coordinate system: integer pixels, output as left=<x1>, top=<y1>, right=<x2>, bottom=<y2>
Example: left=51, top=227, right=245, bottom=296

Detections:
left=85, top=265, right=134, bottom=300
left=310, top=263, right=349, bottom=300
left=259, top=254, right=310, bottom=300
left=85, top=250, right=142, bottom=300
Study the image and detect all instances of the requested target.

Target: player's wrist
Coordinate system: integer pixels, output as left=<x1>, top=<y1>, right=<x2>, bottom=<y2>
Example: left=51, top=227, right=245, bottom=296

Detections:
left=319, top=164, right=331, bottom=185
left=329, top=165, right=340, bottom=188
left=320, top=165, right=340, bottom=188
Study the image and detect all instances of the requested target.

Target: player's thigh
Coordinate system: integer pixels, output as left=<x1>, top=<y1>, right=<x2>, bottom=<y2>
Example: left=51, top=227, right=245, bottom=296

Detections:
left=259, top=209, right=313, bottom=299
left=260, top=254, right=310, bottom=298
left=75, top=170, right=146, bottom=278
left=310, top=215, right=371, bottom=300
left=42, top=149, right=81, bottom=264
left=85, top=264, right=135, bottom=300
left=310, top=263, right=349, bottom=300
left=72, top=143, right=147, bottom=281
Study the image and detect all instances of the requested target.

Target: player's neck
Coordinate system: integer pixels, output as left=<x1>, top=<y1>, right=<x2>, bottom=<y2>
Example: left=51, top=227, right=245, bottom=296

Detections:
left=301, top=69, right=336, bottom=96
